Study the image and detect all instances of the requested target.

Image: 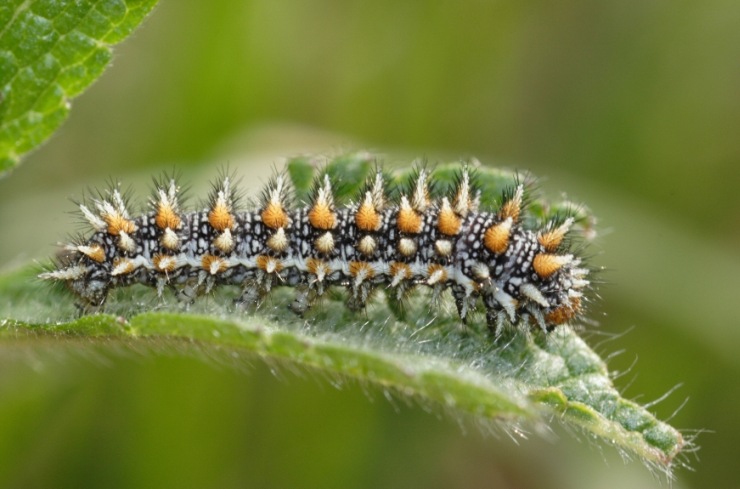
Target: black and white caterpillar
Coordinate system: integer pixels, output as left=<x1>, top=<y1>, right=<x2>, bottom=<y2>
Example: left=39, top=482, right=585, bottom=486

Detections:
left=40, top=159, right=591, bottom=332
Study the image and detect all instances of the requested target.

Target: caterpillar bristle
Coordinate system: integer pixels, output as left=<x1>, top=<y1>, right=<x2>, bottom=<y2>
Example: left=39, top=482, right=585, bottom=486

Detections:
left=409, top=166, right=431, bottom=212
left=451, top=164, right=476, bottom=217
left=538, top=217, right=574, bottom=252
left=362, top=168, right=389, bottom=211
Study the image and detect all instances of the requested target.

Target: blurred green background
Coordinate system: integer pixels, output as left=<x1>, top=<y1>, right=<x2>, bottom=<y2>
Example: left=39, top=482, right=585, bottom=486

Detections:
left=1, top=1, right=739, bottom=487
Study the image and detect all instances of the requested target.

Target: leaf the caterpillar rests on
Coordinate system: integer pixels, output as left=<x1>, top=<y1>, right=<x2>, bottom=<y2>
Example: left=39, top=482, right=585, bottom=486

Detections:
left=3, top=152, right=688, bottom=474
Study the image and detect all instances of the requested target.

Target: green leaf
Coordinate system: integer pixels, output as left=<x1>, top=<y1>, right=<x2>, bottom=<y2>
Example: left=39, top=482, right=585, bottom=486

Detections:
left=0, top=156, right=684, bottom=472
left=0, top=0, right=159, bottom=176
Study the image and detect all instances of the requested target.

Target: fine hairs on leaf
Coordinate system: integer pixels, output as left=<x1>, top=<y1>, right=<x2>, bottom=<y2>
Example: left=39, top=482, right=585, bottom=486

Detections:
left=0, top=153, right=686, bottom=477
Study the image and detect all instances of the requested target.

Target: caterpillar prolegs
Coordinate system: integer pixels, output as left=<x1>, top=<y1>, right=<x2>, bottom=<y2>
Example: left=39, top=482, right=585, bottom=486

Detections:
left=40, top=154, right=593, bottom=333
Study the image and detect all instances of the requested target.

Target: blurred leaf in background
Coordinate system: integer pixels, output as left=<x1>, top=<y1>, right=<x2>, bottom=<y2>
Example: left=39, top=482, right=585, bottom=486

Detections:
left=1, top=0, right=739, bottom=488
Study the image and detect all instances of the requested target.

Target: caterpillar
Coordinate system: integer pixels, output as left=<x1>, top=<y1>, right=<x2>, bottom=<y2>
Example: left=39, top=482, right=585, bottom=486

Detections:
left=40, top=156, right=592, bottom=333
